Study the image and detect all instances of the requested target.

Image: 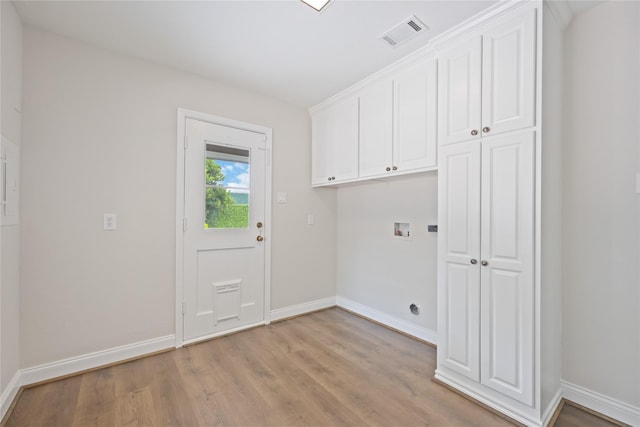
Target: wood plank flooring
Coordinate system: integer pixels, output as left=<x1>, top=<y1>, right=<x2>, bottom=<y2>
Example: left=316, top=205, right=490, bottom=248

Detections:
left=4, top=308, right=621, bottom=427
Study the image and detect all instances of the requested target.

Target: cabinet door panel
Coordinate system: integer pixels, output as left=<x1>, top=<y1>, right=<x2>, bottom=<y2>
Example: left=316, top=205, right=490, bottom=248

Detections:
left=394, top=58, right=438, bottom=171
left=359, top=80, right=393, bottom=178
left=482, top=9, right=536, bottom=136
left=480, top=131, right=535, bottom=405
left=438, top=37, right=482, bottom=145
left=437, top=141, right=481, bottom=381
left=311, top=97, right=359, bottom=186
left=329, top=97, right=360, bottom=182
left=311, top=108, right=331, bottom=185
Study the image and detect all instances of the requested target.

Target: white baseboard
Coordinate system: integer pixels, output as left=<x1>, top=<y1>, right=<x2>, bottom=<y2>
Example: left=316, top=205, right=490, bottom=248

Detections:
left=336, top=296, right=438, bottom=346
left=0, top=371, right=22, bottom=421
left=20, top=335, right=175, bottom=387
left=541, top=387, right=563, bottom=427
left=270, top=296, right=336, bottom=322
left=561, top=380, right=640, bottom=426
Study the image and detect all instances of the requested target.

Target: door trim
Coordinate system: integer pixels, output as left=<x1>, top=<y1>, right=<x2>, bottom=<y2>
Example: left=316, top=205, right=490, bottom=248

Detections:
left=175, top=108, right=272, bottom=348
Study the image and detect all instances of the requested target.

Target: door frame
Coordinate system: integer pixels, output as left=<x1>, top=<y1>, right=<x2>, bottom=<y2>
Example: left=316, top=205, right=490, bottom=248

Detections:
left=175, top=108, right=273, bottom=348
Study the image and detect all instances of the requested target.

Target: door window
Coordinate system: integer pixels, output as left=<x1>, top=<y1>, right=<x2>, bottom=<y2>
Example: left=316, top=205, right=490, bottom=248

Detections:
left=204, top=143, right=250, bottom=229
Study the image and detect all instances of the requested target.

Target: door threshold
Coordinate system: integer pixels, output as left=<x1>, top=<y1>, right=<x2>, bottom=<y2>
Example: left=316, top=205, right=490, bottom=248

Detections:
left=181, top=321, right=266, bottom=347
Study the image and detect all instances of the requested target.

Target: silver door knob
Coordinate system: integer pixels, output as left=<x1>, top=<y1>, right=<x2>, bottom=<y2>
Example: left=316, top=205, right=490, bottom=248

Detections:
left=471, top=130, right=478, bottom=136
left=481, top=260, right=488, bottom=266
left=483, top=127, right=490, bottom=133
left=470, top=259, right=478, bottom=265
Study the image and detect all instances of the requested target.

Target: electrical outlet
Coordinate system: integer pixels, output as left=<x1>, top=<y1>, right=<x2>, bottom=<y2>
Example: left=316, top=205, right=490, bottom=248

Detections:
left=104, top=214, right=117, bottom=231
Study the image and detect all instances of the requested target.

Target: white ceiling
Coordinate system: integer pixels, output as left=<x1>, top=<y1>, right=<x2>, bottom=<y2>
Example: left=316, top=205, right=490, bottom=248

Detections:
left=14, top=0, right=500, bottom=108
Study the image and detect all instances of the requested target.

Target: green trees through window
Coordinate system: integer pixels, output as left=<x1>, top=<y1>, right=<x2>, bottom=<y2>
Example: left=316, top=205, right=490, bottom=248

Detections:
left=205, top=159, right=249, bottom=228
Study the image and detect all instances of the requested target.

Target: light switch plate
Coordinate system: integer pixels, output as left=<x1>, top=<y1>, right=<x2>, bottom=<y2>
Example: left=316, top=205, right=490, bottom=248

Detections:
left=104, top=213, right=117, bottom=231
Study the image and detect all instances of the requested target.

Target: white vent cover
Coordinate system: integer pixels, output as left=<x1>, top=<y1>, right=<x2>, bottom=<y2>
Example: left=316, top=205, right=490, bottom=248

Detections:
left=379, top=15, right=429, bottom=48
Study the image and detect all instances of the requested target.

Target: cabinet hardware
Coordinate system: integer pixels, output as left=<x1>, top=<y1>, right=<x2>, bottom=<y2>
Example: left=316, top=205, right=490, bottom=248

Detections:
left=470, top=259, right=478, bottom=265
left=256, top=235, right=264, bottom=242
left=481, top=260, right=488, bottom=266
left=392, top=166, right=398, bottom=171
left=471, top=129, right=478, bottom=136
left=483, top=127, right=491, bottom=133
left=386, top=167, right=391, bottom=172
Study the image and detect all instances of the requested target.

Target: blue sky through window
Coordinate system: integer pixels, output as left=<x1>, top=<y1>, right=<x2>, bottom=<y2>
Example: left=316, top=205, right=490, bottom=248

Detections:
left=216, top=160, right=249, bottom=189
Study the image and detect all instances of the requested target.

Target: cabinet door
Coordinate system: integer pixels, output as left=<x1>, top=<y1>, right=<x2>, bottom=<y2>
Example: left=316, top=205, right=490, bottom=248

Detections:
left=480, top=131, right=535, bottom=405
left=482, top=9, right=536, bottom=137
left=359, top=80, right=393, bottom=178
left=438, top=37, right=482, bottom=146
left=393, top=58, right=438, bottom=172
left=437, top=141, right=481, bottom=381
left=311, top=97, right=359, bottom=186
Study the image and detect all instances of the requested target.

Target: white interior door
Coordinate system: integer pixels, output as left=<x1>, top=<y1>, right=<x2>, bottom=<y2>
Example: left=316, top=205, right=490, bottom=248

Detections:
left=183, top=117, right=267, bottom=342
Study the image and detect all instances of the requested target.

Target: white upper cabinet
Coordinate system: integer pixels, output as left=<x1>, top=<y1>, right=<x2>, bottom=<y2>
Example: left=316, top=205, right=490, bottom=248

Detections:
left=359, top=80, right=394, bottom=179
left=311, top=96, right=359, bottom=186
left=438, top=37, right=483, bottom=146
left=482, top=9, right=537, bottom=138
left=393, top=58, right=438, bottom=173
left=438, top=9, right=536, bottom=146
left=358, top=57, right=438, bottom=180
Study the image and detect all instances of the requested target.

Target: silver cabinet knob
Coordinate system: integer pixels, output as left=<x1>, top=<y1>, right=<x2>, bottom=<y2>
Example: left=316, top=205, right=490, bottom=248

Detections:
left=481, top=260, right=488, bottom=266
left=386, top=167, right=391, bottom=172
left=328, top=177, right=332, bottom=181
left=483, top=127, right=490, bottom=133
left=471, top=130, right=478, bottom=136
left=470, top=259, right=478, bottom=265
left=392, top=166, right=398, bottom=171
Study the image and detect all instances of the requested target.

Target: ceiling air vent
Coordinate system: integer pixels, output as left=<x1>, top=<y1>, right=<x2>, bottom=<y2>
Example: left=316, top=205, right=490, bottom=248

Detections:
left=379, top=15, right=429, bottom=48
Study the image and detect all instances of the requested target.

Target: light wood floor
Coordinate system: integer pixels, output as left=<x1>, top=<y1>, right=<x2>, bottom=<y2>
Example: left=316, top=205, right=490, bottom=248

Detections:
left=4, top=308, right=621, bottom=427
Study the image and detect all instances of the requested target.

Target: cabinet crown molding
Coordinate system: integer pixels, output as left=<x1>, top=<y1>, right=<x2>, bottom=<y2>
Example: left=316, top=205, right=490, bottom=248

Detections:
left=308, top=0, right=538, bottom=114
left=544, top=0, right=573, bottom=30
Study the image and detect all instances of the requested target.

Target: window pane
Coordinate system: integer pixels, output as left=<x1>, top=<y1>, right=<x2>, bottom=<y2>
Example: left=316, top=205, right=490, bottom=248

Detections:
left=204, top=143, right=250, bottom=229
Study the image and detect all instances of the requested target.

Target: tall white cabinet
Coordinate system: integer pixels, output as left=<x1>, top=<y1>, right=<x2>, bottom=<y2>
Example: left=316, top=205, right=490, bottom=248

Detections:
left=438, top=131, right=535, bottom=406
left=310, top=2, right=564, bottom=425
left=435, top=3, right=563, bottom=426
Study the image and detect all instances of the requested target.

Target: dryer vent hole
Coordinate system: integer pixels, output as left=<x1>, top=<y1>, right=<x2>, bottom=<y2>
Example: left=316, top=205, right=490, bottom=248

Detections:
left=409, top=303, right=420, bottom=315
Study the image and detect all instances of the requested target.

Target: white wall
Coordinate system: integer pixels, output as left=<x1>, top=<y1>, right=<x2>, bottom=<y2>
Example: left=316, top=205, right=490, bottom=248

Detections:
left=1, top=0, right=22, bottom=394
left=563, top=0, right=640, bottom=408
left=336, top=173, right=438, bottom=341
left=20, top=27, right=336, bottom=368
